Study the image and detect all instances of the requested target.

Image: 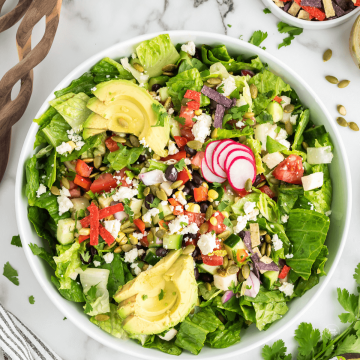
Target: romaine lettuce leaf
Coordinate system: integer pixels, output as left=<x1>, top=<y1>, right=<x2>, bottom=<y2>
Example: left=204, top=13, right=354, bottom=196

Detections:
left=25, top=155, right=40, bottom=206
left=107, top=145, right=144, bottom=171
left=178, top=53, right=207, bottom=73
left=231, top=192, right=260, bottom=216
left=206, top=321, right=242, bottom=348
left=245, top=137, right=265, bottom=174
left=258, top=192, right=279, bottom=222
left=29, top=243, right=56, bottom=270
left=304, top=179, right=332, bottom=215
left=54, top=72, right=96, bottom=98
left=51, top=275, right=85, bottom=302
left=248, top=69, right=291, bottom=96
left=44, top=149, right=57, bottom=189
left=277, top=184, right=304, bottom=215
left=292, top=109, right=310, bottom=151
left=34, top=192, right=70, bottom=223
left=33, top=107, right=60, bottom=148
left=143, top=335, right=182, bottom=355
left=91, top=57, right=133, bottom=83
left=293, top=273, right=319, bottom=298
left=147, top=159, right=168, bottom=172
left=41, top=113, right=72, bottom=148
left=198, top=283, right=222, bottom=301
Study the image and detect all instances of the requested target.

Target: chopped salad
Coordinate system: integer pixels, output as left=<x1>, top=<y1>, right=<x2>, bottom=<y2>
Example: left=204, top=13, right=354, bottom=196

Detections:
left=25, top=34, right=334, bottom=355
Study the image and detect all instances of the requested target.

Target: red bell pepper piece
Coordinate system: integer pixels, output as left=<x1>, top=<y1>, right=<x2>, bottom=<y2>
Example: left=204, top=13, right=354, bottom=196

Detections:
left=74, top=174, right=92, bottom=192
left=186, top=101, right=200, bottom=110
left=354, top=0, right=360, bottom=5
left=194, top=187, right=208, bottom=202
left=133, top=218, right=145, bottom=234
left=78, top=235, right=90, bottom=243
left=99, top=224, right=115, bottom=245
left=273, top=96, right=282, bottom=104
left=173, top=136, right=188, bottom=149
left=87, top=203, right=99, bottom=246
left=177, top=168, right=192, bottom=185
left=278, top=265, right=291, bottom=279
left=161, top=150, right=187, bottom=162
left=236, top=249, right=248, bottom=263
left=80, top=203, right=124, bottom=227
left=105, top=137, right=120, bottom=152
left=201, top=254, right=223, bottom=266
left=184, top=89, right=201, bottom=103
left=140, top=235, right=149, bottom=248
left=168, top=198, right=184, bottom=215
left=75, top=159, right=93, bottom=178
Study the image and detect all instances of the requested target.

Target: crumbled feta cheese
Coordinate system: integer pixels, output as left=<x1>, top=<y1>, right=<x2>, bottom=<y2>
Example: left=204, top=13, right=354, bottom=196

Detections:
left=301, top=172, right=324, bottom=191
left=143, top=208, right=160, bottom=224
left=56, top=142, right=72, bottom=155
left=57, top=195, right=73, bottom=215
left=236, top=120, right=245, bottom=128
left=197, top=232, right=217, bottom=255
left=69, top=271, right=78, bottom=281
left=159, top=328, right=178, bottom=341
left=181, top=41, right=196, bottom=56
left=285, top=253, right=294, bottom=259
left=181, top=222, right=199, bottom=235
left=290, top=114, right=298, bottom=125
left=280, top=96, right=291, bottom=108
left=168, top=108, right=174, bottom=115
left=59, top=186, right=71, bottom=197
left=217, top=76, right=236, bottom=97
left=173, top=192, right=187, bottom=206
left=125, top=177, right=132, bottom=185
left=138, top=249, right=145, bottom=257
left=168, top=215, right=189, bottom=235
left=67, top=129, right=85, bottom=151
left=276, top=128, right=288, bottom=141
left=281, top=214, right=289, bottom=223
left=36, top=184, right=47, bottom=198
left=113, top=187, right=138, bottom=202
left=278, top=139, right=291, bottom=150
left=93, top=261, right=101, bottom=267
left=103, top=252, right=114, bottom=264
left=132, top=232, right=145, bottom=240
left=91, top=86, right=97, bottom=91
left=175, top=205, right=182, bottom=212
left=184, top=158, right=191, bottom=165
left=192, top=113, right=212, bottom=143
left=244, top=202, right=256, bottom=215
left=234, top=215, right=247, bottom=233
left=279, top=282, right=294, bottom=297
left=130, top=263, right=142, bottom=276
left=161, top=201, right=168, bottom=206
left=104, top=219, right=121, bottom=238
left=131, top=52, right=137, bottom=59
left=124, top=248, right=138, bottom=263
left=168, top=140, right=179, bottom=155
left=139, top=137, right=150, bottom=149
left=262, top=152, right=284, bottom=169
left=272, top=234, right=283, bottom=251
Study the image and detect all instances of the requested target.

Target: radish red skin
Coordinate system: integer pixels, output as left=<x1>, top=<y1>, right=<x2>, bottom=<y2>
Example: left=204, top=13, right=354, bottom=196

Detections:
left=227, top=156, right=256, bottom=191
left=212, top=139, right=234, bottom=178
left=201, top=158, right=226, bottom=183
left=225, top=148, right=255, bottom=171
left=205, top=140, right=222, bottom=175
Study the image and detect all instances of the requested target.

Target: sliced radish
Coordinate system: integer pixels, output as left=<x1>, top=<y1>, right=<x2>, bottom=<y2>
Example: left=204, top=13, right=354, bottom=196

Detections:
left=220, top=143, right=254, bottom=171
left=201, top=158, right=226, bottom=184
left=205, top=140, right=222, bottom=174
left=227, top=156, right=256, bottom=191
left=212, top=140, right=235, bottom=178
left=225, top=148, right=255, bottom=171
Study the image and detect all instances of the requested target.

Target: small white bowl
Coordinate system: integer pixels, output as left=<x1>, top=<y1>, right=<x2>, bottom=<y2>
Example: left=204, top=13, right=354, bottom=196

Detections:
left=262, top=0, right=360, bottom=29
left=15, top=31, right=352, bottom=359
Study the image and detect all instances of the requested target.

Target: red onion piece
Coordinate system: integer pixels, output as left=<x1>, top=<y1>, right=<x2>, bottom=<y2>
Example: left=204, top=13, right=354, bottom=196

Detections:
left=111, top=201, right=128, bottom=221
left=221, top=290, right=235, bottom=304
left=244, top=271, right=260, bottom=298
left=139, top=170, right=165, bottom=186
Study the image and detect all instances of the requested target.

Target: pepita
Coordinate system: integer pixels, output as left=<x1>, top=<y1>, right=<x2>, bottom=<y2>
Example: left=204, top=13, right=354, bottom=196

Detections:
left=111, top=136, right=126, bottom=143
left=163, top=71, right=175, bottom=76
left=163, top=214, right=176, bottom=221
left=266, top=243, right=272, bottom=257
left=206, top=77, right=222, bottom=85
left=129, top=135, right=140, bottom=147
left=94, top=155, right=102, bottom=169
left=245, top=178, right=252, bottom=192
left=265, top=234, right=272, bottom=243
left=61, top=177, right=70, bottom=190
left=147, top=231, right=154, bottom=244
left=82, top=158, right=94, bottom=163
left=104, top=241, right=117, bottom=250
left=218, top=230, right=231, bottom=240
left=164, top=97, right=172, bottom=110
left=186, top=140, right=202, bottom=150
left=133, top=63, right=144, bottom=72
left=205, top=82, right=216, bottom=88
left=242, top=264, right=250, bottom=279
left=238, top=271, right=245, bottom=283
left=155, top=229, right=166, bottom=239
left=260, top=230, right=267, bottom=236
left=302, top=142, right=308, bottom=151
left=325, top=75, right=339, bottom=84
left=183, top=244, right=195, bottom=255
left=285, top=121, right=293, bottom=135
left=250, top=84, right=258, bottom=99
left=205, top=205, right=213, bottom=221
left=162, top=63, right=177, bottom=72
left=95, top=314, right=110, bottom=322
left=338, top=80, right=350, bottom=88
left=99, top=166, right=108, bottom=171
left=50, top=186, right=60, bottom=196
left=244, top=112, right=255, bottom=119
left=143, top=187, right=150, bottom=197
left=119, top=237, right=128, bottom=245
left=260, top=242, right=266, bottom=256
left=205, top=282, right=212, bottom=291
left=199, top=222, right=209, bottom=234
left=142, top=263, right=149, bottom=271
left=284, top=104, right=294, bottom=113
left=170, top=180, right=183, bottom=189
left=222, top=256, right=229, bottom=269
left=114, top=246, right=122, bottom=254
left=217, top=268, right=227, bottom=276
left=122, top=227, right=137, bottom=234
left=121, top=220, right=132, bottom=230
left=256, top=181, right=266, bottom=189
left=153, top=154, right=161, bottom=160
left=125, top=139, right=133, bottom=148
left=122, top=244, right=134, bottom=252
left=323, top=49, right=332, bottom=62
left=129, top=235, right=139, bottom=245
left=156, top=189, right=168, bottom=201
left=227, top=264, right=239, bottom=275
left=349, top=122, right=359, bottom=131
left=238, top=135, right=247, bottom=143
left=337, top=105, right=347, bottom=116
left=336, top=117, right=348, bottom=127
left=116, top=232, right=126, bottom=243
left=150, top=185, right=159, bottom=196
left=89, top=172, right=99, bottom=179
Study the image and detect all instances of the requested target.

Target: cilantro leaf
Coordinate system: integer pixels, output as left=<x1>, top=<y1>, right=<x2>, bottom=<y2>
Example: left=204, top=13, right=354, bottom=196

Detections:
left=158, top=289, right=164, bottom=301
left=151, top=103, right=168, bottom=127
left=354, top=263, right=360, bottom=286
left=174, top=159, right=186, bottom=172
left=294, top=323, right=320, bottom=358
left=263, top=8, right=271, bottom=14
left=142, top=294, right=148, bottom=301
left=3, top=262, right=19, bottom=286
left=277, top=22, right=303, bottom=49
left=261, top=340, right=291, bottom=360
left=11, top=235, right=22, bottom=247
left=29, top=296, right=35, bottom=304
left=217, top=201, right=229, bottom=211
left=337, top=288, right=359, bottom=323
left=80, top=250, right=91, bottom=263
left=227, top=24, right=232, bottom=28
left=335, top=334, right=360, bottom=355
left=148, top=197, right=161, bottom=209
left=249, top=30, right=268, bottom=48
left=84, top=284, right=98, bottom=314
left=223, top=217, right=232, bottom=227
left=173, top=116, right=185, bottom=125
left=228, top=280, right=241, bottom=294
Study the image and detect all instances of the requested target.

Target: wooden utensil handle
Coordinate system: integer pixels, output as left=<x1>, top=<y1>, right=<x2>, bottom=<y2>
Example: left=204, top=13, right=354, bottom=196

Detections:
left=0, top=0, right=33, bottom=33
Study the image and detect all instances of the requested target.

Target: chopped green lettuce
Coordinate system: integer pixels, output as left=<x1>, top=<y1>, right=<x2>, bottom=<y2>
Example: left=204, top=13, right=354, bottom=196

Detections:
left=54, top=72, right=96, bottom=97
left=25, top=155, right=40, bottom=206
left=51, top=275, right=85, bottom=303
left=29, top=243, right=56, bottom=270
left=44, top=149, right=57, bottom=189
left=34, top=192, right=70, bottom=223
left=41, top=114, right=72, bottom=148
left=143, top=335, right=182, bottom=355
left=292, top=109, right=310, bottom=150
left=266, top=136, right=287, bottom=153
left=206, top=321, right=242, bottom=348
left=245, top=137, right=265, bottom=174
left=107, top=145, right=144, bottom=171
left=258, top=192, right=279, bottom=222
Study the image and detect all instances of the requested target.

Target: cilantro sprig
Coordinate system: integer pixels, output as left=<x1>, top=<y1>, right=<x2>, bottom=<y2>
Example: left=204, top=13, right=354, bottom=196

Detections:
left=3, top=262, right=19, bottom=286
left=84, top=284, right=98, bottom=314
left=174, top=158, right=186, bottom=172
left=277, top=22, right=303, bottom=49
left=249, top=30, right=268, bottom=50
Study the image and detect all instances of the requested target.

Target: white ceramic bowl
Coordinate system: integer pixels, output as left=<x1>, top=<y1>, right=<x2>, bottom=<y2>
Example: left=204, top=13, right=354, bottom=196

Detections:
left=261, top=0, right=360, bottom=29
left=15, top=31, right=352, bottom=359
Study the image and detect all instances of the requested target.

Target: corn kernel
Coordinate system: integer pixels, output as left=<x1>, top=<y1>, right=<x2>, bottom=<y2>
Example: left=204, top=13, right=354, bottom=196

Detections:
left=116, top=232, right=126, bottom=243
left=79, top=228, right=90, bottom=236
left=187, top=203, right=201, bottom=213
left=210, top=217, right=218, bottom=226
left=221, top=211, right=229, bottom=218
left=67, top=141, right=76, bottom=151
left=194, top=109, right=202, bottom=116
left=201, top=182, right=209, bottom=189
left=208, top=189, right=219, bottom=200
left=153, top=153, right=161, bottom=160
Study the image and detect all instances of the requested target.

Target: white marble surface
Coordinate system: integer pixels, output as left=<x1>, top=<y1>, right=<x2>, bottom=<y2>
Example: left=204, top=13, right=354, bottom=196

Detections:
left=1, top=0, right=360, bottom=359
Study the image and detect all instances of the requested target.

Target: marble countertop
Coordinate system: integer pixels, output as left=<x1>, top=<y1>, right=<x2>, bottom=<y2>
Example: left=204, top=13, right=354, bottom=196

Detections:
left=1, top=0, right=360, bottom=359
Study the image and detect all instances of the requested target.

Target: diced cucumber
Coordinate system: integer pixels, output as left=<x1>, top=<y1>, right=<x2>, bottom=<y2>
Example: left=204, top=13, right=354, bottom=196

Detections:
left=148, top=75, right=169, bottom=90
left=148, top=228, right=163, bottom=248
left=267, top=101, right=283, bottom=123
left=198, top=263, right=219, bottom=275
left=169, top=116, right=181, bottom=138
left=70, top=197, right=90, bottom=219
left=130, top=198, right=143, bottom=215
left=159, top=87, right=169, bottom=102
left=57, top=218, right=81, bottom=245
left=223, top=234, right=245, bottom=260
left=163, top=234, right=183, bottom=250
left=144, top=248, right=162, bottom=266
left=98, top=195, right=113, bottom=209
left=153, top=202, right=173, bottom=225
left=221, top=186, right=235, bottom=205
left=262, top=270, right=279, bottom=290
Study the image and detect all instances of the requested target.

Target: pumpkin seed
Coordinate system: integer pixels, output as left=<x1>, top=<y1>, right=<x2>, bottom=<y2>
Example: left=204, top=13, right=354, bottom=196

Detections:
left=284, top=104, right=294, bottom=113
left=94, top=155, right=102, bottom=169
left=205, top=282, right=212, bottom=291
left=227, top=264, right=239, bottom=275
left=164, top=214, right=176, bottom=221
left=217, top=268, right=227, bottom=276
left=95, top=314, right=110, bottom=322
left=256, top=181, right=266, bottom=189
left=323, top=49, right=332, bottom=62
left=206, top=77, right=222, bottom=85
left=183, top=244, right=195, bottom=255
left=244, top=178, right=252, bottom=192
left=162, top=63, right=177, bottom=72
left=99, top=166, right=108, bottom=171
left=111, top=136, right=126, bottom=143
left=50, top=186, right=60, bottom=196
left=218, top=230, right=231, bottom=240
left=121, top=220, right=132, bottom=230
left=142, top=263, right=149, bottom=271
left=116, top=232, right=126, bottom=243
left=205, top=205, right=213, bottom=221
left=325, top=75, right=339, bottom=84
left=153, top=154, right=161, bottom=160
left=349, top=122, right=359, bottom=131
left=266, top=243, right=272, bottom=257
left=122, top=244, right=134, bottom=252
left=186, top=140, right=202, bottom=150
left=259, top=230, right=267, bottom=236
left=150, top=185, right=159, bottom=196
left=337, top=105, right=347, bottom=116
left=265, top=234, right=272, bottom=243
left=199, top=222, right=209, bottom=234
left=217, top=313, right=226, bottom=324
left=238, top=135, right=247, bottom=143
left=146, top=230, right=153, bottom=244
left=122, top=227, right=137, bottom=234
left=178, top=185, right=185, bottom=191
left=222, top=256, right=229, bottom=269
left=211, top=128, right=218, bottom=139
left=155, top=229, right=166, bottom=239
left=260, top=242, right=266, bottom=256
left=302, top=142, right=308, bottom=151
left=89, top=172, right=99, bottom=179
left=143, top=187, right=150, bottom=197
left=170, top=180, right=183, bottom=189
left=129, top=235, right=139, bottom=245
left=238, top=271, right=245, bottom=283
left=61, top=177, right=70, bottom=190
left=285, top=121, right=293, bottom=135
left=338, top=80, right=350, bottom=88
left=129, top=135, right=140, bottom=147
left=133, top=63, right=144, bottom=72
left=250, top=84, right=258, bottom=99
left=82, top=158, right=94, bottom=163
left=163, top=71, right=175, bottom=76
left=242, top=264, right=250, bottom=279
left=156, top=189, right=168, bottom=201
left=164, top=96, right=172, bottom=110
left=244, top=112, right=255, bottom=119
left=337, top=117, right=348, bottom=127
left=125, top=139, right=133, bottom=148
left=114, top=246, right=122, bottom=254
left=119, top=237, right=128, bottom=245
left=104, top=241, right=117, bottom=250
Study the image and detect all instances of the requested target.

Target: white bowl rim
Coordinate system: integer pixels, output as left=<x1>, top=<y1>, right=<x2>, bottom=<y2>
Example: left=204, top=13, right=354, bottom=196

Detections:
left=15, top=30, right=352, bottom=359
left=262, top=0, right=360, bottom=29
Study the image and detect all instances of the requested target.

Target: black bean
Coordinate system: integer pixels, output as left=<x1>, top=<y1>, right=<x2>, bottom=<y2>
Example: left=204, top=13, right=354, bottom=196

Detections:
left=138, top=154, right=147, bottom=163
left=194, top=267, right=200, bottom=280
left=239, top=230, right=246, bottom=240
left=187, top=233, right=197, bottom=240
left=145, top=194, right=155, bottom=209
left=90, top=246, right=98, bottom=257
left=199, top=273, right=213, bottom=283
left=187, top=196, right=195, bottom=203
left=165, top=164, right=178, bottom=182
left=192, top=171, right=203, bottom=186
left=156, top=248, right=168, bottom=257
left=152, top=84, right=161, bottom=92
left=184, top=144, right=197, bottom=156
left=200, top=201, right=209, bottom=214
left=192, top=247, right=201, bottom=258
left=182, top=185, right=191, bottom=195
left=253, top=174, right=262, bottom=187
left=193, top=47, right=201, bottom=61
left=187, top=182, right=196, bottom=192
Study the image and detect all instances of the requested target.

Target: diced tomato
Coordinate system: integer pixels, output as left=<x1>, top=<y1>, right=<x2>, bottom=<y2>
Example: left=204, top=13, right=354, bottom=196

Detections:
left=88, top=203, right=99, bottom=246
left=133, top=219, right=145, bottom=234
left=60, top=179, right=77, bottom=190
left=278, top=265, right=291, bottom=279
left=161, top=150, right=187, bottom=162
left=105, top=137, right=120, bottom=152
left=241, top=70, right=255, bottom=77
left=74, top=175, right=92, bottom=191
left=234, top=189, right=250, bottom=198
left=75, top=159, right=93, bottom=178
left=273, top=154, right=304, bottom=185
left=180, top=126, right=195, bottom=141
left=302, top=6, right=325, bottom=20
left=173, top=136, right=188, bottom=149
left=177, top=168, right=192, bottom=185
left=81, top=203, right=124, bottom=227
left=191, top=151, right=204, bottom=167
left=179, top=106, right=195, bottom=127
left=90, top=173, right=118, bottom=193
left=69, top=187, right=81, bottom=198
left=184, top=89, right=201, bottom=103
left=140, top=235, right=149, bottom=247
left=168, top=198, right=184, bottom=215
left=78, top=235, right=90, bottom=243
left=207, top=212, right=227, bottom=234
left=185, top=238, right=197, bottom=246
left=194, top=187, right=208, bottom=202
left=258, top=185, right=276, bottom=198
left=98, top=224, right=115, bottom=245
left=186, top=101, right=200, bottom=110
left=201, top=254, right=223, bottom=266
left=236, top=249, right=248, bottom=263
left=273, top=96, right=282, bottom=104
left=184, top=211, right=205, bottom=227
left=114, top=168, right=131, bottom=188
